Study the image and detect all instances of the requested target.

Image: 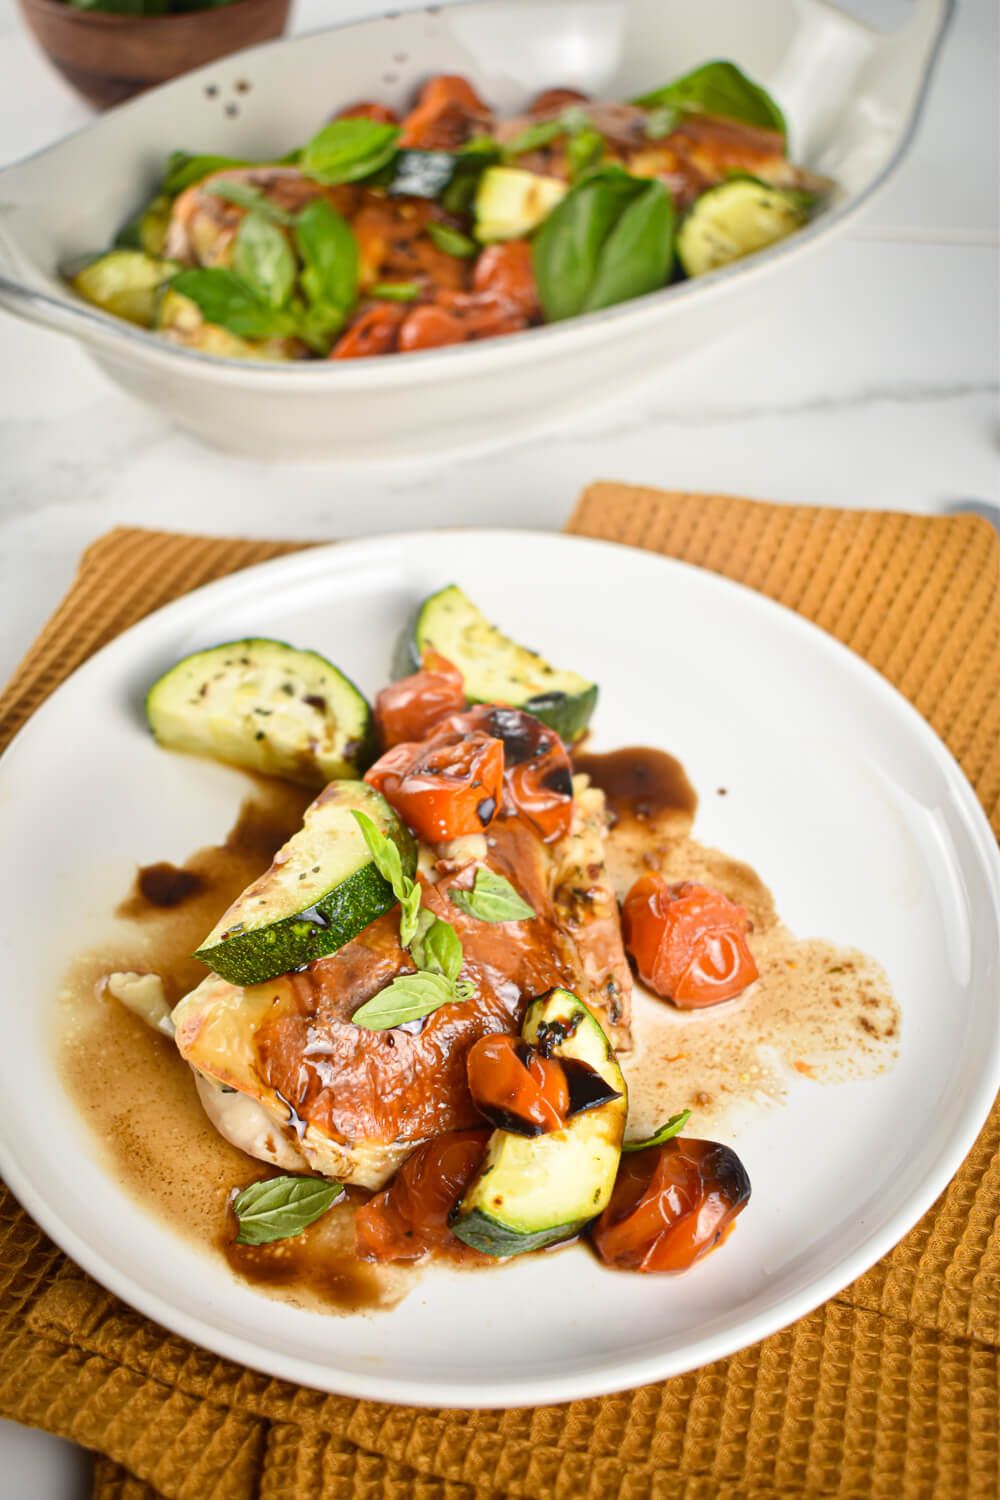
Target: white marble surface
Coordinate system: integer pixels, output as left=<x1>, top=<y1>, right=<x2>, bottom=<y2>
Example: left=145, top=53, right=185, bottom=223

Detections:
left=0, top=0, right=996, bottom=1492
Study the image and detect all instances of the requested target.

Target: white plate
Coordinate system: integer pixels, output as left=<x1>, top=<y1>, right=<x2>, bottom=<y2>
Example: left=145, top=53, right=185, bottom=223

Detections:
left=0, top=531, right=997, bottom=1408
left=0, top=0, right=952, bottom=459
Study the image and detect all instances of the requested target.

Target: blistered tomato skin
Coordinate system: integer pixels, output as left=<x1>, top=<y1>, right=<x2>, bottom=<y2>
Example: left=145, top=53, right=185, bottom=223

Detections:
left=355, top=1128, right=490, bottom=1262
left=398, top=305, right=468, bottom=352
left=590, top=1138, right=751, bottom=1273
left=365, top=729, right=504, bottom=843
left=622, top=876, right=758, bottom=1007
left=330, top=303, right=406, bottom=359
left=334, top=100, right=400, bottom=124
left=472, top=242, right=540, bottom=320
left=466, top=1033, right=570, bottom=1135
left=438, top=706, right=574, bottom=843
left=399, top=74, right=491, bottom=150
left=374, top=651, right=467, bottom=749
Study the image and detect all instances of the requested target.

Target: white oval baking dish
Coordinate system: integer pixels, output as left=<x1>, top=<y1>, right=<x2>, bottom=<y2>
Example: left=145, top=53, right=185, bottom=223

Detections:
left=0, top=0, right=952, bottom=460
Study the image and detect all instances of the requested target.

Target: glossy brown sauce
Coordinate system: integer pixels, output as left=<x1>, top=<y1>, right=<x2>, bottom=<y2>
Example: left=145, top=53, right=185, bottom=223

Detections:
left=573, top=752, right=899, bottom=1133
left=574, top=746, right=698, bottom=827
left=617, top=842, right=900, bottom=1136
left=56, top=776, right=410, bottom=1312
left=56, top=749, right=900, bottom=1311
left=221, top=1188, right=409, bottom=1312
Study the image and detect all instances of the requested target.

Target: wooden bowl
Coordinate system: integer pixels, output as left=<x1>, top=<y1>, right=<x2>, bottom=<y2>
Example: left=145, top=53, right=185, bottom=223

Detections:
left=17, top=0, right=292, bottom=110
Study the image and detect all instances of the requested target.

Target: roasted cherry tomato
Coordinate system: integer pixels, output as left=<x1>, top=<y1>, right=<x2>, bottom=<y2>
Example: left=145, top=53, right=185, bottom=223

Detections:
left=467, top=1033, right=569, bottom=1134
left=365, top=728, right=504, bottom=843
left=355, top=1128, right=489, bottom=1262
left=472, top=241, right=540, bottom=320
left=399, top=74, right=491, bottom=149
left=621, top=876, right=758, bottom=1006
left=529, top=86, right=590, bottom=114
left=335, top=100, right=399, bottom=124
left=400, top=289, right=531, bottom=350
left=398, top=303, right=467, bottom=352
left=438, top=706, right=574, bottom=842
left=590, top=1137, right=751, bottom=1273
left=374, top=651, right=466, bottom=749
left=330, top=303, right=406, bottom=359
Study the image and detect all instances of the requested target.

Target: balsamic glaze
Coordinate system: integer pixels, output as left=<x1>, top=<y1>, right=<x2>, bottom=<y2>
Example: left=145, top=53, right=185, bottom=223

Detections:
left=133, top=862, right=203, bottom=909
left=573, top=746, right=697, bottom=826
left=562, top=1056, right=623, bottom=1115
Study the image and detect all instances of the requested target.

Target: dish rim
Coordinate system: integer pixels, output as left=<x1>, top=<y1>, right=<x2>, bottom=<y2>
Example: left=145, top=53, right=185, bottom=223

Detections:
left=0, top=526, right=996, bottom=1408
left=0, top=0, right=956, bottom=382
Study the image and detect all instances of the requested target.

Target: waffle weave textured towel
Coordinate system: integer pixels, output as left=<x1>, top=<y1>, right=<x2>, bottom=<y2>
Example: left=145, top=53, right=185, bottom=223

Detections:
left=0, top=485, right=997, bottom=1500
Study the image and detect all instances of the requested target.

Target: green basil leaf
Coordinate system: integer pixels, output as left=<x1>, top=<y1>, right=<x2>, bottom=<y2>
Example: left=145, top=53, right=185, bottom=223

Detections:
left=162, top=151, right=252, bottom=195
left=351, top=970, right=463, bottom=1031
left=232, top=1174, right=344, bottom=1245
left=461, top=135, right=502, bottom=159
left=449, top=867, right=536, bottom=924
left=425, top=221, right=478, bottom=258
left=370, top=281, right=422, bottom=302
left=502, top=117, right=567, bottom=158
left=582, top=177, right=673, bottom=312
left=620, top=1110, right=692, bottom=1152
left=622, top=1110, right=692, bottom=1153
left=398, top=880, right=424, bottom=947
left=350, top=809, right=408, bottom=901
left=644, top=105, right=678, bottom=141
left=532, top=167, right=648, bottom=322
left=300, top=119, right=400, bottom=186
left=232, top=210, right=297, bottom=309
left=567, top=126, right=605, bottom=180
left=296, top=300, right=348, bottom=355
left=203, top=180, right=295, bottom=225
left=169, top=268, right=295, bottom=338
left=633, top=60, right=786, bottom=139
left=294, top=198, right=358, bottom=313
left=503, top=105, right=592, bottom=161
left=410, top=915, right=463, bottom=982
left=389, top=150, right=458, bottom=199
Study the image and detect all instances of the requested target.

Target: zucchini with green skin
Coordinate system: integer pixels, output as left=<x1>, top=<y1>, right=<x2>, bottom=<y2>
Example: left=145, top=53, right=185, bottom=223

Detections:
left=146, top=638, right=375, bottom=785
left=73, top=249, right=180, bottom=328
left=677, top=178, right=807, bottom=278
left=194, top=780, right=416, bottom=985
left=156, top=289, right=298, bottom=361
left=395, top=585, right=598, bottom=743
left=474, top=166, right=567, bottom=242
left=387, top=150, right=459, bottom=199
left=116, top=193, right=174, bottom=257
left=450, top=989, right=626, bottom=1256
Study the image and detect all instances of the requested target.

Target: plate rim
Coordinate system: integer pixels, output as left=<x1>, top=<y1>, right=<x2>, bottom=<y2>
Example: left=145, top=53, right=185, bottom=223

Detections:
left=0, top=527, right=997, bottom=1408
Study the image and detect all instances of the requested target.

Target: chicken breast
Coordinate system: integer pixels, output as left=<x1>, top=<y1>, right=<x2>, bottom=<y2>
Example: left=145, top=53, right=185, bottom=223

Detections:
left=173, top=785, right=631, bottom=1188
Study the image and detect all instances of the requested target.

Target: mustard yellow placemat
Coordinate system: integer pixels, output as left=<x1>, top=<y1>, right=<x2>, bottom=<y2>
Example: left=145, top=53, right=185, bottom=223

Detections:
left=1, top=488, right=997, bottom=1500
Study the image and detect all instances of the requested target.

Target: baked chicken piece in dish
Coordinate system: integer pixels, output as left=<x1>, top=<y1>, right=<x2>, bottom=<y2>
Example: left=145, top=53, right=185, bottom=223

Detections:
left=144, top=584, right=759, bottom=1276
left=173, top=706, right=629, bottom=1190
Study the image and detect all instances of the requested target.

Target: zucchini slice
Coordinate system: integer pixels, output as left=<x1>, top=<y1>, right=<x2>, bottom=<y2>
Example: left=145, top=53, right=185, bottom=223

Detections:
left=677, top=178, right=807, bottom=278
left=474, top=166, right=567, bottom=242
left=116, top=192, right=174, bottom=257
left=147, top=638, right=375, bottom=786
left=194, top=779, right=416, bottom=985
left=395, top=584, right=597, bottom=743
left=156, top=288, right=297, bottom=361
left=388, top=149, right=459, bottom=200
left=450, top=989, right=626, bottom=1256
left=72, top=249, right=180, bottom=328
